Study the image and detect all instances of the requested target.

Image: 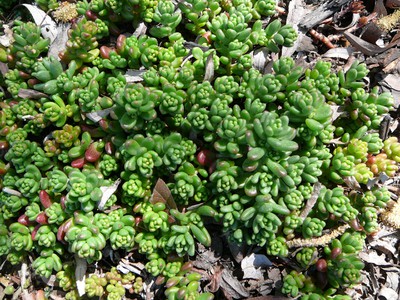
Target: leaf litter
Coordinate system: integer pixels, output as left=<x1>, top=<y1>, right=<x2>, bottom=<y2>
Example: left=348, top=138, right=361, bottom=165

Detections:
left=2, top=0, right=400, bottom=299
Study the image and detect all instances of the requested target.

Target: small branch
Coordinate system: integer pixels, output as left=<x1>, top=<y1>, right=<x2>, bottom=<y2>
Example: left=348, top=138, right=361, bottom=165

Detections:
left=286, top=224, right=350, bottom=248
left=299, top=182, right=322, bottom=220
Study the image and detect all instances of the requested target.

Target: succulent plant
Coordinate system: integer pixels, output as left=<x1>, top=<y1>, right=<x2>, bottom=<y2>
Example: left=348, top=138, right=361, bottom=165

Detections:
left=0, top=1, right=399, bottom=299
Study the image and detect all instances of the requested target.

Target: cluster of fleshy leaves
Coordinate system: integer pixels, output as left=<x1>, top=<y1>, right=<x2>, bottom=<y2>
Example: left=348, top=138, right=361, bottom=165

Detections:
left=0, top=0, right=398, bottom=299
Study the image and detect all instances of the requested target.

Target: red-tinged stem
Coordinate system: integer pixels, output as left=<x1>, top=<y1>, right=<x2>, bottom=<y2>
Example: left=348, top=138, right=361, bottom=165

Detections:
left=330, top=247, right=342, bottom=260
left=39, top=190, right=52, bottom=208
left=57, top=218, right=72, bottom=243
left=180, top=261, right=193, bottom=273
left=85, top=143, right=102, bottom=162
left=31, top=224, right=41, bottom=240
left=116, top=34, right=126, bottom=54
left=85, top=10, right=98, bottom=20
left=60, top=195, right=67, bottom=210
left=196, top=149, right=216, bottom=167
left=155, top=275, right=166, bottom=286
left=18, top=214, right=33, bottom=226
left=99, top=119, right=109, bottom=131
left=36, top=212, right=49, bottom=225
left=349, top=218, right=363, bottom=231
left=316, top=258, right=327, bottom=272
left=71, top=157, right=86, bottom=168
left=105, top=141, right=113, bottom=155
left=100, top=45, right=113, bottom=59
left=18, top=71, right=30, bottom=80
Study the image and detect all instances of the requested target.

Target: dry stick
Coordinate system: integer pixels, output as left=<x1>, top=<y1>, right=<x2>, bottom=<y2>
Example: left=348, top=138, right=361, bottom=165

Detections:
left=20, top=262, right=30, bottom=299
left=299, top=182, right=322, bottom=220
left=286, top=224, right=351, bottom=248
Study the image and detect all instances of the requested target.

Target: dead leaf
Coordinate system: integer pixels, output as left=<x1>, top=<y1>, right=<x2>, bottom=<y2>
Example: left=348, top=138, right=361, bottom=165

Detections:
left=330, top=105, right=348, bottom=122
left=282, top=0, right=313, bottom=57
left=369, top=239, right=397, bottom=258
left=133, top=22, right=147, bottom=37
left=86, top=108, right=114, bottom=123
left=0, top=25, right=13, bottom=47
left=205, top=265, right=223, bottom=293
left=75, top=255, right=87, bottom=297
left=18, top=89, right=48, bottom=99
left=48, top=23, right=70, bottom=59
left=22, top=4, right=58, bottom=43
left=299, top=0, right=353, bottom=30
left=343, top=176, right=362, bottom=190
left=377, top=286, right=398, bottom=299
left=204, top=52, right=214, bottom=82
left=381, top=74, right=400, bottom=91
left=344, top=31, right=400, bottom=56
left=266, top=268, right=283, bottom=290
left=124, top=69, right=145, bottom=83
left=366, top=172, right=390, bottom=190
left=322, top=47, right=354, bottom=59
left=228, top=241, right=248, bottom=264
left=359, top=251, right=397, bottom=267
left=241, top=253, right=272, bottom=280
left=98, top=179, right=121, bottom=211
left=0, top=62, right=8, bottom=77
left=252, top=48, right=269, bottom=73
left=385, top=271, right=399, bottom=291
left=150, top=179, right=177, bottom=210
left=49, top=290, right=67, bottom=300
left=220, top=268, right=250, bottom=299
left=117, top=258, right=145, bottom=275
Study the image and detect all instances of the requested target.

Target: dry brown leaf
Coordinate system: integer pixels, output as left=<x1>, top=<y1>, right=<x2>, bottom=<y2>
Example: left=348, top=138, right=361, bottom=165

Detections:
left=18, top=89, right=48, bottom=99
left=220, top=268, right=250, bottom=299
left=204, top=52, right=214, bottom=82
left=205, top=265, right=223, bottom=293
left=252, top=48, right=269, bottom=73
left=150, top=179, right=177, bottom=210
left=0, top=62, right=8, bottom=77
left=228, top=241, right=248, bottom=264
left=48, top=23, right=70, bottom=59
left=385, top=271, right=400, bottom=291
left=282, top=0, right=313, bottom=57
left=124, top=69, right=145, bottom=83
left=241, top=253, right=272, bottom=280
left=344, top=31, right=400, bottom=56
left=381, top=74, right=400, bottom=91
left=49, top=290, right=67, bottom=300
left=117, top=258, right=145, bottom=275
left=0, top=25, right=13, bottom=47
left=75, top=255, right=87, bottom=297
left=322, top=47, right=354, bottom=59
left=98, top=179, right=121, bottom=211
left=377, top=286, right=398, bottom=299
left=359, top=251, right=397, bottom=267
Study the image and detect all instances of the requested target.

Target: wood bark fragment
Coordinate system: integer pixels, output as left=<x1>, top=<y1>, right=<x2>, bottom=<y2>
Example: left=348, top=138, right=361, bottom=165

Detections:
left=299, top=0, right=353, bottom=30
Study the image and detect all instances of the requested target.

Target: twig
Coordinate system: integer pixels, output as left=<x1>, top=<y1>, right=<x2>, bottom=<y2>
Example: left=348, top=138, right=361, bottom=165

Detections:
left=299, top=182, right=322, bottom=220
left=286, top=224, right=350, bottom=248
left=309, top=29, right=336, bottom=49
